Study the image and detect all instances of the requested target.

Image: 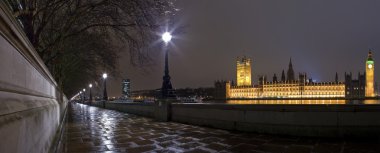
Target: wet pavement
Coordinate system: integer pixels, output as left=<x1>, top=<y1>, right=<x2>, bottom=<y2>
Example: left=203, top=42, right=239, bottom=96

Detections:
left=64, top=103, right=380, bottom=153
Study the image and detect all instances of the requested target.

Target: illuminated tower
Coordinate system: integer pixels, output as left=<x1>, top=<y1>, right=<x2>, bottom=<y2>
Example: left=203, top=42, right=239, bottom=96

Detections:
left=236, top=56, right=252, bottom=86
left=287, top=58, right=295, bottom=81
left=365, top=50, right=375, bottom=97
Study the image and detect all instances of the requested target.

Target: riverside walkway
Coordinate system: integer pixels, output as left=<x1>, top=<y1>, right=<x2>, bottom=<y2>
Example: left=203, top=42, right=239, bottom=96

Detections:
left=64, top=103, right=380, bottom=153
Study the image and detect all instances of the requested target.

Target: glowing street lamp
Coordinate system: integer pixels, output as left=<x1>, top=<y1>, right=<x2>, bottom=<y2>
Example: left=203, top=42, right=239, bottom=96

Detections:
left=89, top=84, right=93, bottom=104
left=161, top=32, right=175, bottom=98
left=102, top=73, right=108, bottom=101
left=162, top=32, right=172, bottom=44
left=83, top=88, right=86, bottom=102
left=79, top=91, right=83, bottom=102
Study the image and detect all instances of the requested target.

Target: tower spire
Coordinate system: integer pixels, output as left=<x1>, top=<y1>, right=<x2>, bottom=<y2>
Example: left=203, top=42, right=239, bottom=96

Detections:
left=273, top=73, right=278, bottom=82
left=287, top=58, right=295, bottom=81
left=335, top=72, right=338, bottom=83
left=281, top=70, right=286, bottom=82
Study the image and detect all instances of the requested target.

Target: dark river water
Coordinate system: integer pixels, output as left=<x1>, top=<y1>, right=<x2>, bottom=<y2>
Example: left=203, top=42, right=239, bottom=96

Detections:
left=205, top=99, right=380, bottom=104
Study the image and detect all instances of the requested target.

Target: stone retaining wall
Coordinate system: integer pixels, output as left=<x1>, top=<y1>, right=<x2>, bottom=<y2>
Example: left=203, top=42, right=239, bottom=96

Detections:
left=171, top=104, right=380, bottom=138
left=0, top=2, right=67, bottom=153
left=91, top=101, right=155, bottom=118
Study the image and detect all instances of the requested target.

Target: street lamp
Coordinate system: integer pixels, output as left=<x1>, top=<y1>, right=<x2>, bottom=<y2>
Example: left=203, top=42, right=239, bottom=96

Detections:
left=79, top=91, right=82, bottom=102
left=102, top=73, right=108, bottom=101
left=83, top=88, right=86, bottom=102
left=162, top=32, right=172, bottom=44
left=161, top=32, right=175, bottom=99
left=89, top=84, right=93, bottom=104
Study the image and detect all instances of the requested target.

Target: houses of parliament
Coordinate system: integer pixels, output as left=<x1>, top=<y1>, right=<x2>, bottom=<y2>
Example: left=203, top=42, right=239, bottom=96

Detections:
left=215, top=51, right=376, bottom=99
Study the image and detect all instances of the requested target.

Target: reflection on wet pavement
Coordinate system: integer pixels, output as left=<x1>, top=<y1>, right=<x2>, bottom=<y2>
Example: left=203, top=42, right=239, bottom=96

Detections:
left=64, top=103, right=380, bottom=153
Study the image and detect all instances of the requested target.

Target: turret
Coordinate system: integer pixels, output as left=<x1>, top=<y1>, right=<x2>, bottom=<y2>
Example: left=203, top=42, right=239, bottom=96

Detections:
left=273, top=74, right=278, bottom=82
left=281, top=70, right=286, bottom=82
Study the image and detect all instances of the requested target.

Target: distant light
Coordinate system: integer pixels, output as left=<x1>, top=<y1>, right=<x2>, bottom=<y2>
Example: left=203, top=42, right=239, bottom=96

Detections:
left=89, top=84, right=92, bottom=88
left=162, top=32, right=172, bottom=43
left=83, top=88, right=85, bottom=92
left=80, top=91, right=82, bottom=94
left=103, top=73, right=108, bottom=79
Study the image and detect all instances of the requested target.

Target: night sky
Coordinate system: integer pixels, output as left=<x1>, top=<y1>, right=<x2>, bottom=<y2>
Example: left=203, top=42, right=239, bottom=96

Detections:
left=105, top=0, right=380, bottom=97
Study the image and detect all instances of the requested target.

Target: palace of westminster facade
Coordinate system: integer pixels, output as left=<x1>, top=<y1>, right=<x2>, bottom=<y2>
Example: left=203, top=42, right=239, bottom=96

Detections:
left=215, top=51, right=376, bottom=99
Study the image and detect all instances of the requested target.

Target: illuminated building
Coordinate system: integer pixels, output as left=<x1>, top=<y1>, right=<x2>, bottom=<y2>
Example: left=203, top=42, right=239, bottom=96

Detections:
left=236, top=56, right=252, bottom=86
left=215, top=52, right=375, bottom=99
left=122, top=79, right=131, bottom=98
left=365, top=51, right=375, bottom=97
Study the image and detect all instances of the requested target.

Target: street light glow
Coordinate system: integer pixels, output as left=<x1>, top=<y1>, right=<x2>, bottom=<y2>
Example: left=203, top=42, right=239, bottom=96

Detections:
left=162, top=32, right=172, bottom=43
left=103, top=73, right=108, bottom=79
left=89, top=84, right=92, bottom=88
left=83, top=88, right=85, bottom=92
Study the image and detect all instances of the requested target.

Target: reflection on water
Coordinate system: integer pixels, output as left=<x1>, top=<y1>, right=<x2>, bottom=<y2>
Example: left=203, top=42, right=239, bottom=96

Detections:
left=211, top=99, right=380, bottom=104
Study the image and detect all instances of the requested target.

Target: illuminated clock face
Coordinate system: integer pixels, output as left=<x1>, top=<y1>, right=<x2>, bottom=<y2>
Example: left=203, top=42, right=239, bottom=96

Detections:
left=368, top=64, right=373, bottom=69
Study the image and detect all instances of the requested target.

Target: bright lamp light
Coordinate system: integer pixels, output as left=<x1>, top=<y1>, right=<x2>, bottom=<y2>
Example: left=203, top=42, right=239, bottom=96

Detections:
left=103, top=73, right=107, bottom=79
left=162, top=32, right=172, bottom=43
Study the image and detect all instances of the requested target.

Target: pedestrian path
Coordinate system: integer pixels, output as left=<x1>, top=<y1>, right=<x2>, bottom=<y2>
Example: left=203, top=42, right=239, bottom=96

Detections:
left=64, top=103, right=380, bottom=153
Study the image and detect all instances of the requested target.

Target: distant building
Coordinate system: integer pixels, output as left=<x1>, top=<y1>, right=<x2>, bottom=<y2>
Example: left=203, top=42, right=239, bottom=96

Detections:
left=215, top=51, right=375, bottom=99
left=214, top=80, right=230, bottom=99
left=122, top=79, right=131, bottom=98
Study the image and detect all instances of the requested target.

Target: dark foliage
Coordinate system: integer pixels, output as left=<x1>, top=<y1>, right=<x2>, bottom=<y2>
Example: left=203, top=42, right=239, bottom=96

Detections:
left=4, top=0, right=178, bottom=97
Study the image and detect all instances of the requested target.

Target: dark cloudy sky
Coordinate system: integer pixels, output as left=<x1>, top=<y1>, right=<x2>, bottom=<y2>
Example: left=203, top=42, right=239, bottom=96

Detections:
left=105, top=0, right=380, bottom=97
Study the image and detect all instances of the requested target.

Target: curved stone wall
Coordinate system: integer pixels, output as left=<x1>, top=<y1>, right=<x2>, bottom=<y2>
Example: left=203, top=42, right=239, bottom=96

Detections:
left=0, top=2, right=67, bottom=153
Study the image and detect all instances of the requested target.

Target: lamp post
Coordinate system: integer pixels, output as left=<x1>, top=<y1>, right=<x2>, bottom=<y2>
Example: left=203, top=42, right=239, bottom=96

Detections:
left=89, top=84, right=93, bottom=104
left=79, top=91, right=82, bottom=103
left=102, top=73, right=108, bottom=108
left=83, top=88, right=86, bottom=102
left=161, top=32, right=175, bottom=99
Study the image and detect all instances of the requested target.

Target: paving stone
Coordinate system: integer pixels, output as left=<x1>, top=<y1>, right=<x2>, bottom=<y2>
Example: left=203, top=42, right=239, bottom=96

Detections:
left=184, top=148, right=211, bottom=153
left=229, top=144, right=257, bottom=153
left=156, top=136, right=177, bottom=142
left=221, top=137, right=247, bottom=146
left=141, top=133, right=164, bottom=139
left=199, top=137, right=223, bottom=143
left=125, top=145, right=156, bottom=153
left=312, top=144, right=342, bottom=153
left=255, top=144, right=287, bottom=153
left=175, top=137, right=194, bottom=143
left=284, top=145, right=312, bottom=153
left=178, top=142, right=203, bottom=150
left=134, top=139, right=155, bottom=145
left=159, top=141, right=176, bottom=148
left=204, top=143, right=228, bottom=152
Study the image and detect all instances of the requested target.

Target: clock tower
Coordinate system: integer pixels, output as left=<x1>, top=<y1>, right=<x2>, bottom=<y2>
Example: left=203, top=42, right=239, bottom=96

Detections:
left=365, top=50, right=375, bottom=97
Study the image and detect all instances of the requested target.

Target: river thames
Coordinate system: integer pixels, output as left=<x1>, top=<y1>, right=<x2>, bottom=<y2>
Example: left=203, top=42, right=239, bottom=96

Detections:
left=205, top=99, right=380, bottom=105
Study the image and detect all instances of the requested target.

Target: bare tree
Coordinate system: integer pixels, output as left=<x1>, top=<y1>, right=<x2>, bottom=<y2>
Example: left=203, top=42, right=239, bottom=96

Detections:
left=4, top=0, right=178, bottom=96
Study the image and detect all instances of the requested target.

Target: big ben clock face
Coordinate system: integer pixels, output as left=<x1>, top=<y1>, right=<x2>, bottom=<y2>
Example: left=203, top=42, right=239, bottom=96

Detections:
left=368, top=64, right=373, bottom=69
